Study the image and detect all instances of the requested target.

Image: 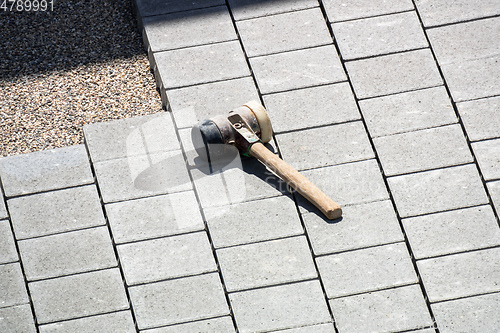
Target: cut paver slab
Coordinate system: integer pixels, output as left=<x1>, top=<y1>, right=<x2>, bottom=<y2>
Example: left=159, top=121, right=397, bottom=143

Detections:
left=263, top=82, right=360, bottom=133
left=488, top=180, right=500, bottom=213
left=388, top=164, right=488, bottom=217
left=251, top=45, right=346, bottom=94
left=135, top=0, right=224, bottom=17
left=304, top=200, right=403, bottom=255
left=332, top=11, right=428, bottom=60
left=129, top=273, right=229, bottom=329
left=228, top=0, right=318, bottom=21
left=236, top=8, right=332, bottom=57
left=229, top=280, right=331, bottom=333
left=142, top=316, right=235, bottom=332
left=143, top=6, right=236, bottom=52
left=472, top=138, right=500, bottom=180
left=18, top=227, right=117, bottom=281
left=84, top=113, right=179, bottom=163
left=359, top=86, right=456, bottom=138
left=373, top=124, right=472, bottom=176
left=329, top=285, right=433, bottom=333
left=0, top=262, right=29, bottom=308
left=205, top=195, right=303, bottom=248
left=94, top=150, right=191, bottom=203
left=118, top=232, right=217, bottom=285
left=323, top=0, right=414, bottom=22
left=415, top=0, right=500, bottom=27
left=276, top=121, right=374, bottom=171
left=0, top=304, right=36, bottom=333
left=0, top=186, right=7, bottom=219
left=155, top=41, right=250, bottom=89
left=404, top=205, right=500, bottom=259
left=431, top=293, right=500, bottom=333
left=317, top=242, right=418, bottom=298
left=217, top=236, right=317, bottom=292
left=106, top=191, right=204, bottom=244
left=346, top=48, right=442, bottom=99
left=29, top=268, right=129, bottom=324
left=0, top=145, right=93, bottom=197
left=417, top=248, right=500, bottom=302
left=458, top=95, right=500, bottom=141
left=39, top=310, right=136, bottom=333
left=8, top=185, right=105, bottom=239
left=0, top=220, right=17, bottom=264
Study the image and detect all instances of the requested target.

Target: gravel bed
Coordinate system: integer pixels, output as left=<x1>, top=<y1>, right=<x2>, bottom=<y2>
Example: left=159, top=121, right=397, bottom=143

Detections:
left=0, top=0, right=162, bottom=157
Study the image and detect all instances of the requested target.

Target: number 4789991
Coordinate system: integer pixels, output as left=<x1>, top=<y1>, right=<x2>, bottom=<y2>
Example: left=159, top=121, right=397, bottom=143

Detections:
left=1, top=0, right=54, bottom=11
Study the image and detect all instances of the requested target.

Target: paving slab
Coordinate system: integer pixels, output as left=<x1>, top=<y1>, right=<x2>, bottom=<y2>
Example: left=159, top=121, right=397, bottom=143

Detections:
left=229, top=280, right=331, bottom=333
left=457, top=96, right=500, bottom=141
left=250, top=45, right=346, bottom=94
left=155, top=41, right=250, bottom=89
left=228, top=0, right=318, bottom=21
left=276, top=121, right=374, bottom=171
left=414, top=0, right=500, bottom=27
left=0, top=145, right=93, bottom=197
left=84, top=113, right=179, bottom=163
left=7, top=185, right=105, bottom=239
left=129, top=273, right=229, bottom=329
left=169, top=77, right=259, bottom=129
left=388, top=164, right=489, bottom=217
left=329, top=285, right=433, bottom=333
left=39, top=310, right=136, bottom=333
left=346, top=48, right=442, bottom=99
left=403, top=205, right=500, bottom=259
left=417, top=248, right=500, bottom=302
left=94, top=150, right=191, bottom=203
left=106, top=191, right=204, bottom=244
left=303, top=200, right=403, bottom=255
left=217, top=236, right=317, bottom=292
left=332, top=11, right=428, bottom=60
left=359, top=86, right=457, bottom=138
left=431, top=293, right=500, bottom=333
left=18, top=227, right=117, bottom=281
left=143, top=6, right=236, bottom=53
left=0, top=262, right=29, bottom=308
left=117, top=232, right=217, bottom=285
left=143, top=316, right=235, bottom=332
left=317, top=242, right=417, bottom=298
left=277, top=323, right=336, bottom=333
left=373, top=124, right=472, bottom=176
left=472, top=139, right=500, bottom=180
left=0, top=304, right=36, bottom=333
left=205, top=195, right=303, bottom=248
left=323, top=0, right=414, bottom=22
left=135, top=0, right=224, bottom=17
left=488, top=180, right=500, bottom=213
left=236, top=8, right=332, bottom=58
left=0, top=187, right=7, bottom=219
left=29, top=268, right=129, bottom=324
left=0, top=219, right=18, bottom=264
left=262, top=82, right=361, bottom=133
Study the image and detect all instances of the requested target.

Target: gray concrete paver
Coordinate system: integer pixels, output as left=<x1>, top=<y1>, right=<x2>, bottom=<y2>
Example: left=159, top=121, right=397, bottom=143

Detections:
left=472, top=138, right=500, bottom=180
left=329, top=285, right=433, bottom=333
left=0, top=220, right=17, bottom=264
left=7, top=185, right=105, bottom=239
left=18, top=227, right=117, bottom=281
left=323, top=0, right=414, bottom=22
left=29, top=268, right=129, bottom=324
left=228, top=0, right=318, bottom=21
left=117, top=232, right=217, bottom=285
left=129, top=273, right=229, bottom=329
left=229, top=280, right=332, bottom=333
left=142, top=316, right=236, bottom=332
left=417, top=248, right=500, bottom=302
left=39, top=311, right=136, bottom=333
left=135, top=0, right=224, bottom=17
left=488, top=180, right=500, bottom=213
left=0, top=145, right=93, bottom=197
left=0, top=304, right=36, bottom=333
left=236, top=8, right=332, bottom=58
left=250, top=45, right=346, bottom=94
left=0, top=262, right=29, bottom=308
left=457, top=96, right=500, bottom=141
left=0, top=187, right=7, bottom=219
left=346, top=49, right=443, bottom=99
left=217, top=236, right=317, bottom=292
left=333, top=11, right=428, bottom=60
left=276, top=323, right=336, bottom=333
left=404, top=205, right=500, bottom=259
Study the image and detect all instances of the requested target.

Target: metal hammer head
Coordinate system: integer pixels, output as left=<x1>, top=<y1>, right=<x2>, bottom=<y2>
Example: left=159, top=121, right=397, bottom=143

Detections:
left=192, top=101, right=273, bottom=162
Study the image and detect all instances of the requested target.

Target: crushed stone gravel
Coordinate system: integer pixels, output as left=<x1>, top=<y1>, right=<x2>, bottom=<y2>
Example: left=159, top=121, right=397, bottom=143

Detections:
left=0, top=0, right=162, bottom=157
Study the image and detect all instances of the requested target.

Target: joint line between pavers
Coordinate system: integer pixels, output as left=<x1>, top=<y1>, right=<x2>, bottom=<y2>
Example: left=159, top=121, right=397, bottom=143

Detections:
left=163, top=74, right=251, bottom=92
left=343, top=46, right=430, bottom=63
left=428, top=290, right=500, bottom=305
left=424, top=14, right=500, bottom=30
left=326, top=282, right=421, bottom=301
left=151, top=37, right=239, bottom=55
left=261, top=80, right=349, bottom=96
left=2, top=182, right=95, bottom=201
left=371, top=121, right=460, bottom=139
left=415, top=244, right=500, bottom=262
left=318, top=1, right=441, bottom=330
left=326, top=9, right=416, bottom=24
left=102, top=187, right=193, bottom=205
left=355, top=84, right=444, bottom=101
left=401, top=203, right=493, bottom=220
left=384, top=161, right=477, bottom=178
left=214, top=233, right=305, bottom=251
left=36, top=309, right=132, bottom=328
left=232, top=5, right=322, bottom=23
left=246, top=42, right=335, bottom=59
left=274, top=118, right=361, bottom=135
left=314, top=240, right=406, bottom=258
left=225, top=277, right=320, bottom=294
left=125, top=270, right=220, bottom=288
left=140, top=314, right=235, bottom=332
left=454, top=92, right=500, bottom=104
left=139, top=3, right=228, bottom=19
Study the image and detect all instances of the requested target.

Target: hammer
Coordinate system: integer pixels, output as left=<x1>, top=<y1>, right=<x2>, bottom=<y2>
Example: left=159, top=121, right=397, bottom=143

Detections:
left=192, top=101, right=342, bottom=220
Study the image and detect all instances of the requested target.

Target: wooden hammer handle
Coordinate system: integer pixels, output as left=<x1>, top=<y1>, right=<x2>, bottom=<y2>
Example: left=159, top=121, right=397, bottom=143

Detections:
left=250, top=142, right=342, bottom=220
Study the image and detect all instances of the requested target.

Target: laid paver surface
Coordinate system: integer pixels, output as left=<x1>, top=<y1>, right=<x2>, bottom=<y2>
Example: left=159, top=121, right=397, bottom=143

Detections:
left=0, top=1, right=499, bottom=332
